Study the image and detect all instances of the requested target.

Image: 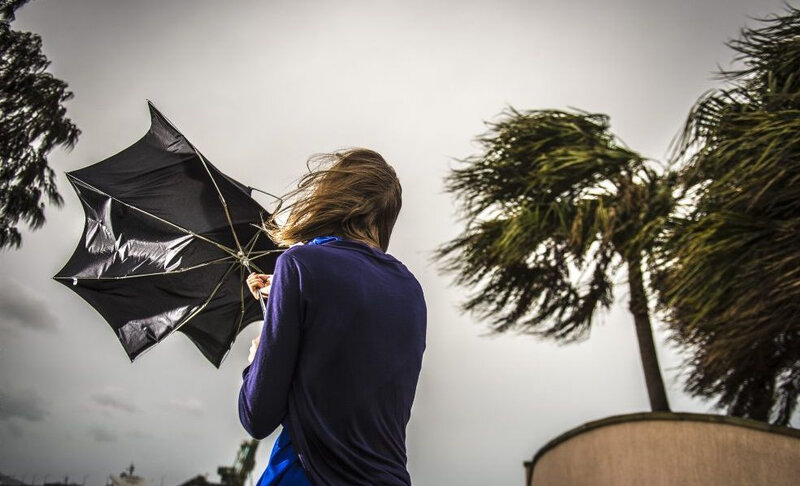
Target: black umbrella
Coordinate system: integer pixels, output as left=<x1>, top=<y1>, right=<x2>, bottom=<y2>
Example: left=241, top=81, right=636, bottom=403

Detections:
left=54, top=101, right=282, bottom=367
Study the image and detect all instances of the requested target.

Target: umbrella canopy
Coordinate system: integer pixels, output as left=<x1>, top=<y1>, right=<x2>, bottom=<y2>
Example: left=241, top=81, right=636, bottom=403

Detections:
left=54, top=102, right=281, bottom=367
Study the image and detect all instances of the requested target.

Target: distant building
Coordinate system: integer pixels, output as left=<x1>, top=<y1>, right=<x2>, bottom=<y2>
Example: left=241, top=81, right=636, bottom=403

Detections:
left=0, top=473, right=82, bottom=486
left=524, top=412, right=800, bottom=486
left=0, top=440, right=257, bottom=486
left=108, top=465, right=148, bottom=486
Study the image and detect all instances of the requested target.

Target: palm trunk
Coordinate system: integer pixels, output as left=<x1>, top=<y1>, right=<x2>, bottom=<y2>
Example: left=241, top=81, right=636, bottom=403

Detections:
left=627, top=256, right=671, bottom=412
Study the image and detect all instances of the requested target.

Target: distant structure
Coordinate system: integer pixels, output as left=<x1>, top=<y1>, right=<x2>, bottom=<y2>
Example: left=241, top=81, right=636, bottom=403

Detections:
left=524, top=412, right=800, bottom=486
left=0, top=473, right=81, bottom=486
left=0, top=439, right=258, bottom=486
left=178, top=440, right=259, bottom=486
left=44, top=477, right=81, bottom=486
left=0, top=474, right=28, bottom=486
left=108, top=464, right=148, bottom=486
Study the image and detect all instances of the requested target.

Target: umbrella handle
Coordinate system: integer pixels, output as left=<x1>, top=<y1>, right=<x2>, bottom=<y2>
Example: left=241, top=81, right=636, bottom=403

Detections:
left=257, top=288, right=267, bottom=317
left=245, top=263, right=268, bottom=319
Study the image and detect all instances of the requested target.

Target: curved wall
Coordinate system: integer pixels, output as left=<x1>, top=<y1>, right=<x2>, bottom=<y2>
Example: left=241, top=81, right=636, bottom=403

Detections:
left=525, top=413, right=800, bottom=486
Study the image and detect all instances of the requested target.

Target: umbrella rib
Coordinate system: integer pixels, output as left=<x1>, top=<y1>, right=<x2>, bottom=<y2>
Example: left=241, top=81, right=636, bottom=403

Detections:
left=245, top=220, right=268, bottom=268
left=241, top=228, right=268, bottom=315
left=242, top=225, right=287, bottom=272
left=141, top=104, right=247, bottom=260
left=242, top=228, right=282, bottom=263
left=243, top=215, right=288, bottom=272
left=248, top=185, right=284, bottom=204
left=242, top=229, right=260, bottom=259
left=191, top=147, right=246, bottom=258
left=53, top=255, right=237, bottom=281
left=173, top=260, right=240, bottom=334
left=235, top=264, right=248, bottom=336
left=246, top=250, right=284, bottom=258
left=68, top=175, right=238, bottom=257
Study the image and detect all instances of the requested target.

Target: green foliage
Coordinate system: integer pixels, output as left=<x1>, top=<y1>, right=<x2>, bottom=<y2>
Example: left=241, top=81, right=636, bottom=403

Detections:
left=438, top=107, right=674, bottom=340
left=653, top=5, right=800, bottom=426
left=0, top=0, right=80, bottom=249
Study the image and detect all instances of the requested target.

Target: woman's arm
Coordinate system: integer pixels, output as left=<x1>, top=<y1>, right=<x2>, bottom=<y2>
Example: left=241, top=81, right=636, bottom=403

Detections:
left=238, top=253, right=303, bottom=439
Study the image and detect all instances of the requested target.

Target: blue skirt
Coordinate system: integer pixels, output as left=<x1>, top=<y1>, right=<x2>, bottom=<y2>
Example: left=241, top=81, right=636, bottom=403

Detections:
left=256, top=427, right=312, bottom=486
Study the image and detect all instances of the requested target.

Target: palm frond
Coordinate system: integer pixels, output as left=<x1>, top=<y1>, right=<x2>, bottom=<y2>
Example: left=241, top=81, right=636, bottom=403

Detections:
left=656, top=4, right=800, bottom=426
left=437, top=107, right=670, bottom=339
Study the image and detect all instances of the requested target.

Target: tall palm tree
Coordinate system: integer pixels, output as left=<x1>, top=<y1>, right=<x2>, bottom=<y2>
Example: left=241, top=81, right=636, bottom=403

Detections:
left=650, top=5, right=800, bottom=426
left=437, top=107, right=675, bottom=411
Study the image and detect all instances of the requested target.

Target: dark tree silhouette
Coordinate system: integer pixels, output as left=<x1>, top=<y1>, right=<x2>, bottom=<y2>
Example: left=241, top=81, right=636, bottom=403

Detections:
left=652, top=5, right=800, bottom=426
left=437, top=107, right=675, bottom=412
left=0, top=0, right=79, bottom=249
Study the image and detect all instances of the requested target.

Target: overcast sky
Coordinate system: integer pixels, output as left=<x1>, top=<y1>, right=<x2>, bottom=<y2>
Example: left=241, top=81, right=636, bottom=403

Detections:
left=1, top=1, right=792, bottom=485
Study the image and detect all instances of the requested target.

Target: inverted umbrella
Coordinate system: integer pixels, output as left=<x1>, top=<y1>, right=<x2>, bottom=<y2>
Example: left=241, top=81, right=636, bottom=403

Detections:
left=54, top=101, right=282, bottom=367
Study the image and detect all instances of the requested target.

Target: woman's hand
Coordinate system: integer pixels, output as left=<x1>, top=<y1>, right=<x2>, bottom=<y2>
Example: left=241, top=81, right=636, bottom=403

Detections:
left=246, top=273, right=272, bottom=300
left=248, top=335, right=261, bottom=364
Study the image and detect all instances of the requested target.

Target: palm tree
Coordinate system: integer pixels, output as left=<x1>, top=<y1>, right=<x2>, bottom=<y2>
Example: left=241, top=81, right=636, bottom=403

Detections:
left=437, top=107, right=675, bottom=411
left=650, top=5, right=800, bottom=426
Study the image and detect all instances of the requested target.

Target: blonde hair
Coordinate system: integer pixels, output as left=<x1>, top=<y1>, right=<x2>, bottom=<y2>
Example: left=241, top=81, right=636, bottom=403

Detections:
left=265, top=148, right=402, bottom=252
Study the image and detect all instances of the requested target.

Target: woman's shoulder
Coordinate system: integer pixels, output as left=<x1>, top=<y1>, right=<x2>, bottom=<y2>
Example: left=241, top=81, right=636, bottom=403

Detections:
left=278, top=240, right=410, bottom=273
left=277, top=243, right=311, bottom=265
left=277, top=242, right=335, bottom=268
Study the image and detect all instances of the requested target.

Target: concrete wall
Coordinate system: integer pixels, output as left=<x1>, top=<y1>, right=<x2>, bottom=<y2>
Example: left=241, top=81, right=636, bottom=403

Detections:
left=525, top=413, right=800, bottom=486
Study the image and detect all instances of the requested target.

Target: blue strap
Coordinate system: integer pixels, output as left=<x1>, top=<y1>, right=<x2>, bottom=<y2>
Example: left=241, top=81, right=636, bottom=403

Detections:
left=307, top=235, right=342, bottom=246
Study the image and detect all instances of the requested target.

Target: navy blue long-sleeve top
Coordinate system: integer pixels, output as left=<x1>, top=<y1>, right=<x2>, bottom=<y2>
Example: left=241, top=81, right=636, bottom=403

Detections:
left=238, top=239, right=427, bottom=485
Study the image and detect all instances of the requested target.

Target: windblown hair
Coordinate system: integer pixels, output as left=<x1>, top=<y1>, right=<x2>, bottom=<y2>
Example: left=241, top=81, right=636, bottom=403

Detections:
left=265, top=148, right=402, bottom=252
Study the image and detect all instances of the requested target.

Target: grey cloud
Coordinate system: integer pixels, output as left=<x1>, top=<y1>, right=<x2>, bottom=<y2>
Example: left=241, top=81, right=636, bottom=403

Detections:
left=167, top=397, right=204, bottom=416
left=6, top=420, right=24, bottom=437
left=0, top=324, right=20, bottom=340
left=91, top=387, right=138, bottom=413
left=0, top=281, right=58, bottom=332
left=0, top=386, right=47, bottom=422
left=127, top=429, right=151, bottom=439
left=88, top=426, right=117, bottom=443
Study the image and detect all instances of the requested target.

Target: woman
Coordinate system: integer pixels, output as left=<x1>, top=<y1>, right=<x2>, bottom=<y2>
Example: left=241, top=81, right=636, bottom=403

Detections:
left=239, top=148, right=427, bottom=486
